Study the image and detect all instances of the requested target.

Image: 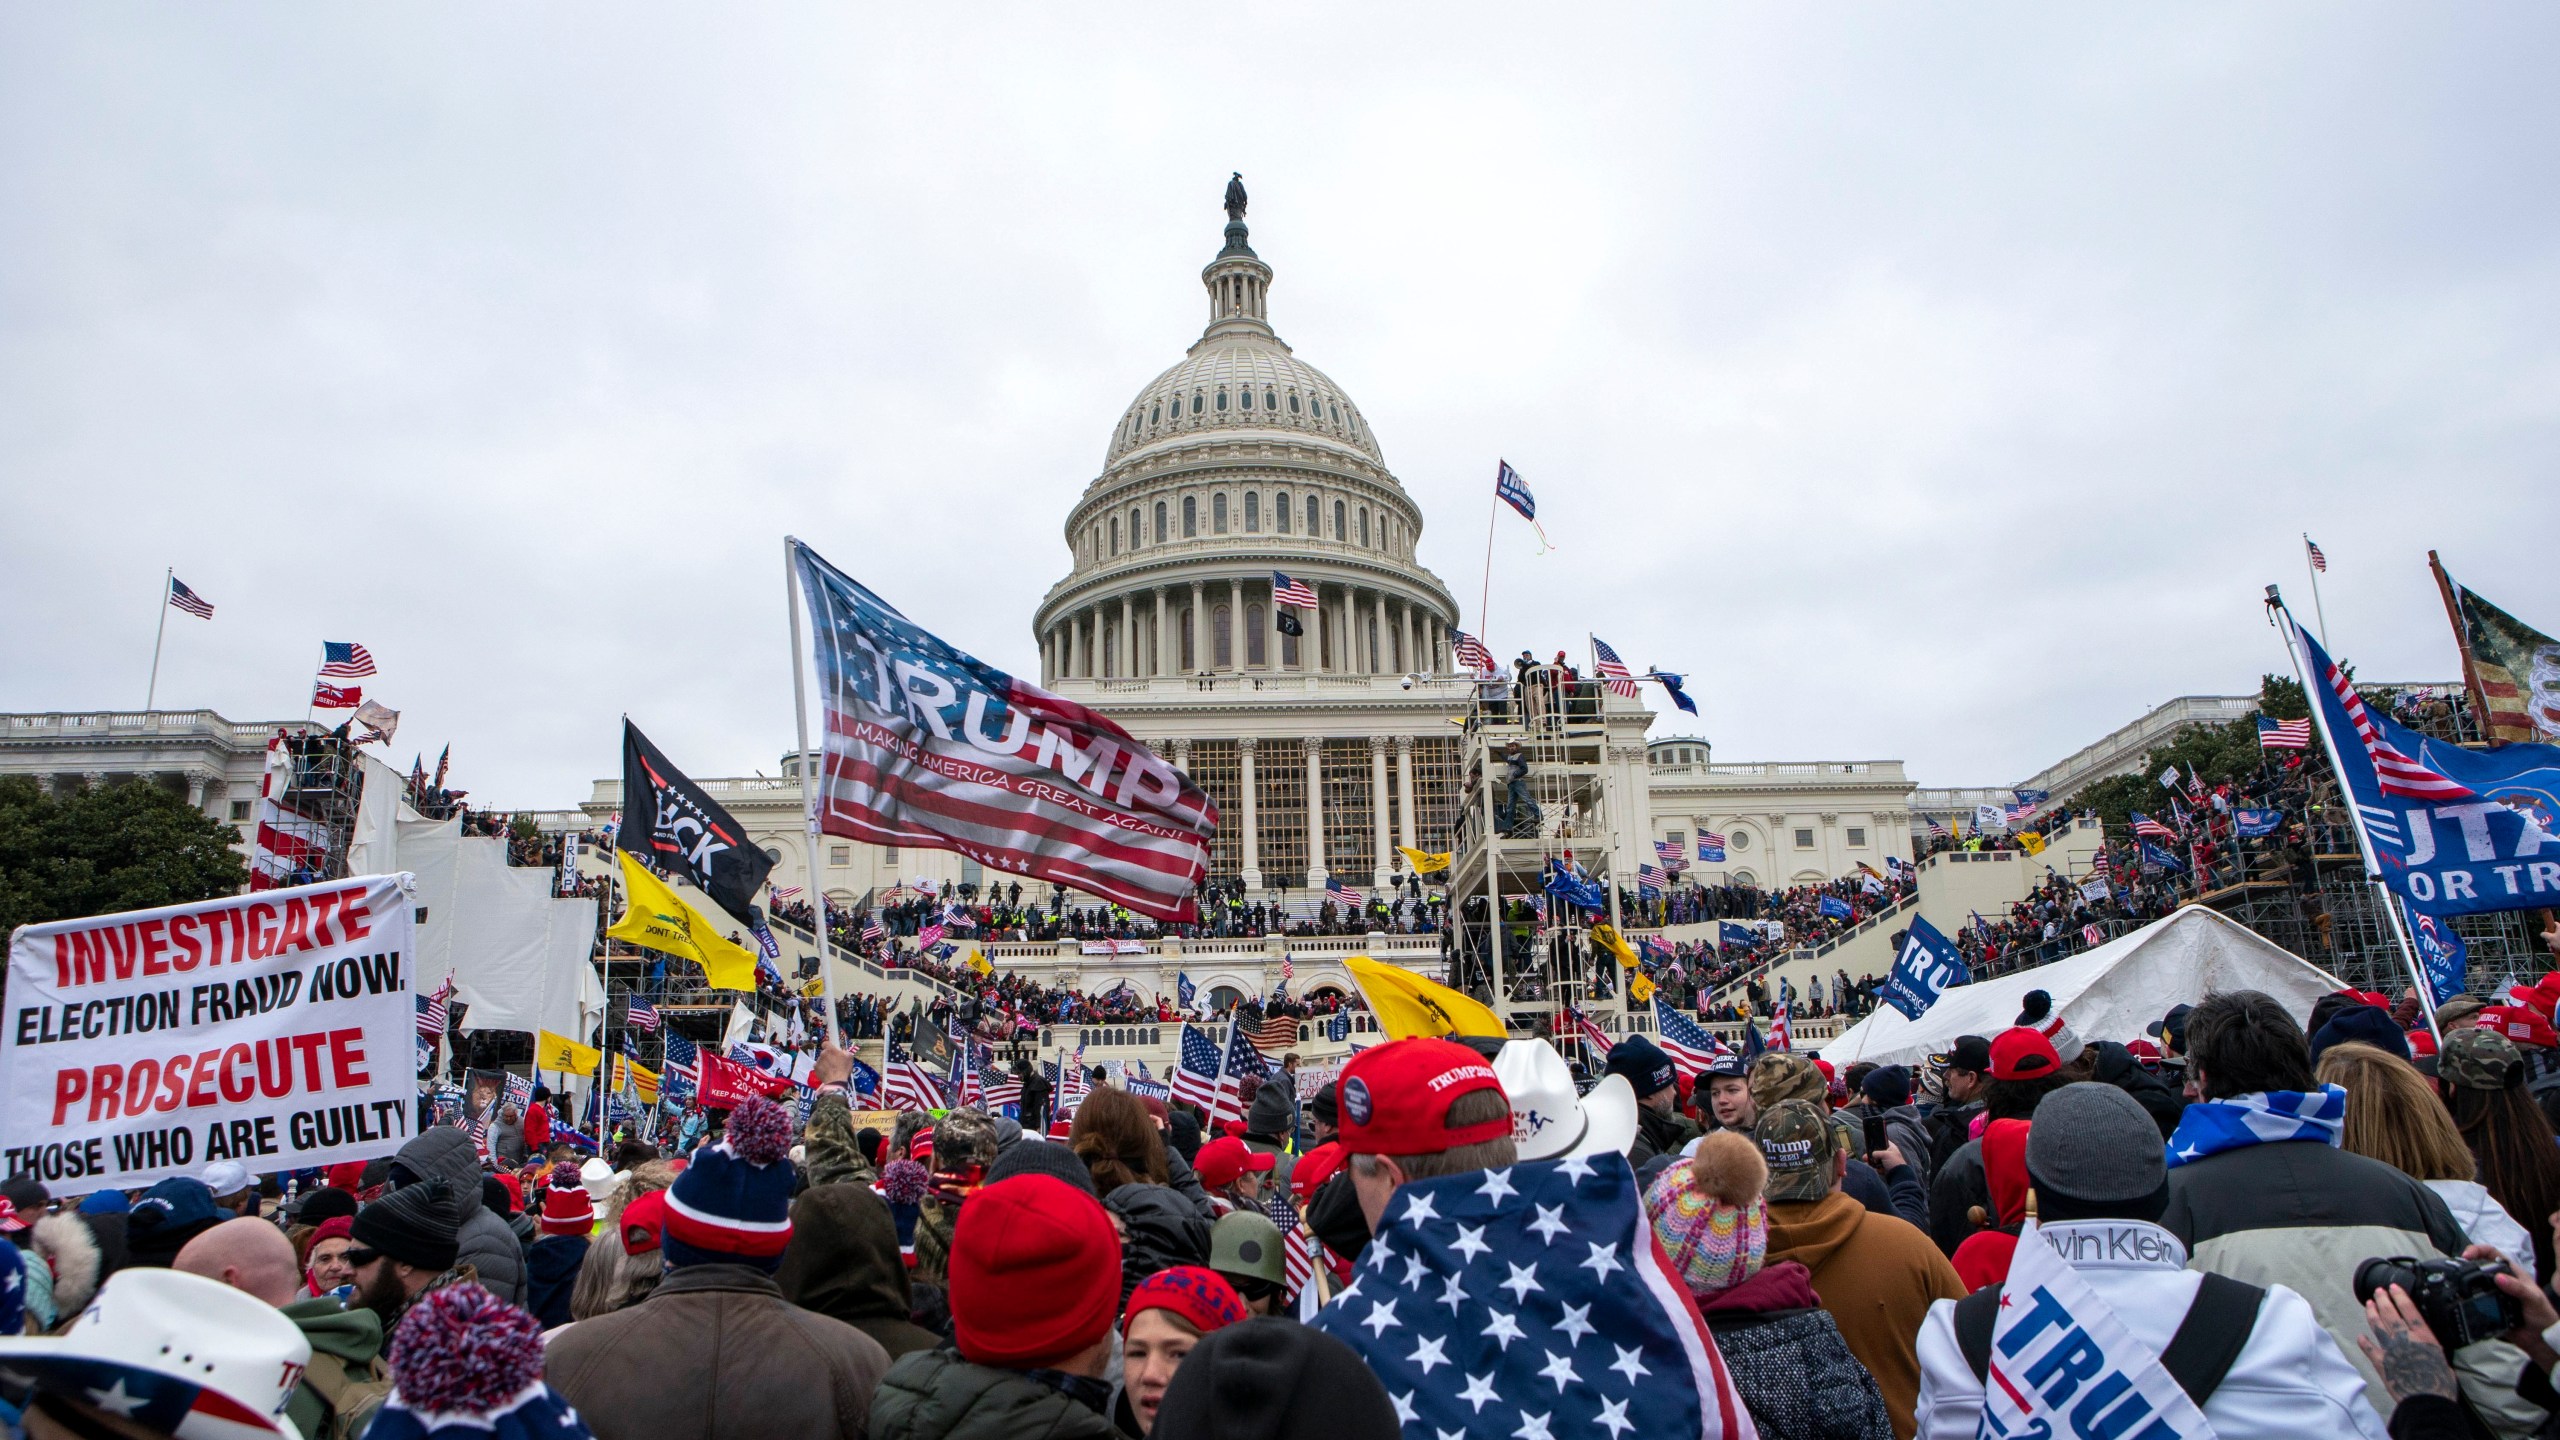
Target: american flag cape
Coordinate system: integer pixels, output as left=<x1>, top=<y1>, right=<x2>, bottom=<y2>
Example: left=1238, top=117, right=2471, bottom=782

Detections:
left=792, top=540, right=1217, bottom=923
left=1310, top=1157, right=1754, bottom=1440
left=1769, top=1000, right=1792, bottom=1051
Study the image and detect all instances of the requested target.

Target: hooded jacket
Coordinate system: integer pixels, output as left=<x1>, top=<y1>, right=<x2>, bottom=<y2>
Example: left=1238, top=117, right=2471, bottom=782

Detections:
left=1766, top=1190, right=1966, bottom=1440
left=1913, top=1219, right=2387, bottom=1440
left=393, top=1127, right=526, bottom=1305
left=870, top=1348, right=1127, bottom=1440
left=1102, top=1183, right=1212, bottom=1308
left=1869, top=1103, right=1937, bottom=1190
left=281, top=1296, right=389, bottom=1440
left=1698, top=1261, right=1895, bottom=1440
left=778, top=1184, right=943, bottom=1361
left=802, top=1093, right=883, bottom=1191
left=526, top=1233, right=589, bottom=1330
left=1627, top=1102, right=1704, bottom=1169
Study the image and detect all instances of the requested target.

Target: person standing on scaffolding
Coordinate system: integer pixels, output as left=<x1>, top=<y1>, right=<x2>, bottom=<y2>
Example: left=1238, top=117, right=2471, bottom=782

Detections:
left=1497, top=739, right=1540, bottom=838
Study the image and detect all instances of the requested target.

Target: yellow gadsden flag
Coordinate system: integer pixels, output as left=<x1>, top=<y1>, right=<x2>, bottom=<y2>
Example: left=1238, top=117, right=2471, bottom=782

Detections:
left=1590, top=921, right=1640, bottom=970
left=607, top=849, right=762, bottom=992
left=1396, top=846, right=1453, bottom=876
left=534, top=1029, right=603, bottom=1075
left=1345, top=955, right=1507, bottom=1040
left=966, top=948, right=993, bottom=978
left=1629, top=972, right=1656, bottom=1003
left=2017, top=831, right=2047, bottom=856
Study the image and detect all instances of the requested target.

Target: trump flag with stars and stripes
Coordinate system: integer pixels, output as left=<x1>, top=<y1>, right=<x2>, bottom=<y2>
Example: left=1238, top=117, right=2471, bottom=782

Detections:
left=792, top=540, right=1218, bottom=923
left=1309, top=1155, right=1753, bottom=1440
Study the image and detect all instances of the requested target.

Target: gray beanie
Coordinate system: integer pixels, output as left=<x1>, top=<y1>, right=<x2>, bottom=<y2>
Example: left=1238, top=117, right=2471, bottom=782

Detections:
left=981, top=1137, right=1095, bottom=1196
left=2023, top=1082, right=2166, bottom=1211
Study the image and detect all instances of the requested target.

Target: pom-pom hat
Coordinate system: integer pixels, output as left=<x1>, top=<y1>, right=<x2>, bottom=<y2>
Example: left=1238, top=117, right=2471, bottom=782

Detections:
left=1335, top=1038, right=1509, bottom=1156
left=537, top=1163, right=595, bottom=1237
left=662, top=1095, right=796, bottom=1270
left=1642, top=1130, right=1768, bottom=1297
left=365, top=1283, right=593, bottom=1440
left=0, top=1267, right=311, bottom=1439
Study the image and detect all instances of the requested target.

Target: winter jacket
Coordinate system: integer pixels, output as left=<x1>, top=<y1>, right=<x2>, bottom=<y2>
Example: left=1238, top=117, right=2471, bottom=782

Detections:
left=1699, top=1262, right=1894, bottom=1440
left=526, top=1234, right=588, bottom=1331
left=547, top=1262, right=891, bottom=1440
left=1159, top=1150, right=1216, bottom=1221
left=489, top=1115, right=527, bottom=1167
left=803, top=1093, right=883, bottom=1191
left=393, top=1126, right=526, bottom=1306
left=2424, top=1179, right=2534, bottom=1276
left=1913, top=1219, right=2388, bottom=1440
left=912, top=1199, right=959, bottom=1289
left=1766, top=1190, right=1966, bottom=1440
left=870, top=1348, right=1128, bottom=1440
left=2159, top=1131, right=2542, bottom=1434
left=281, top=1298, right=389, bottom=1440
left=1869, top=1104, right=1936, bottom=1190
left=1102, top=1183, right=1212, bottom=1307
left=1850, top=1155, right=1930, bottom=1231
left=778, top=1184, right=944, bottom=1361
left=1921, top=1100, right=1981, bottom=1173
left=1926, top=1137, right=1990, bottom=1256
left=2090, top=1041, right=2185, bottom=1138
left=1628, top=1103, right=1704, bottom=1169
left=522, top=1101, right=552, bottom=1151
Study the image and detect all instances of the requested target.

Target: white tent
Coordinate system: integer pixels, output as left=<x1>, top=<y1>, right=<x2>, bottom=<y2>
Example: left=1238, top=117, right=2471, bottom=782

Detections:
left=1820, top=905, right=2350, bottom=1068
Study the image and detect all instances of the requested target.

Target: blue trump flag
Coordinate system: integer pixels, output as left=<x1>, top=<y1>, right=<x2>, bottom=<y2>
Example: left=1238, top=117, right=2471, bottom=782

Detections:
left=1542, top=859, right=1607, bottom=915
left=2233, top=808, right=2284, bottom=838
left=2013, top=788, right=2051, bottom=808
left=1719, top=920, right=1759, bottom=950
left=1880, top=915, right=1967, bottom=1020
left=2293, top=615, right=2560, bottom=917
left=1653, top=670, right=1699, bottom=716
left=2139, top=841, right=2186, bottom=872
left=1178, top=972, right=1198, bottom=1010
left=2411, top=911, right=2469, bottom=1006
left=1817, top=894, right=1853, bottom=921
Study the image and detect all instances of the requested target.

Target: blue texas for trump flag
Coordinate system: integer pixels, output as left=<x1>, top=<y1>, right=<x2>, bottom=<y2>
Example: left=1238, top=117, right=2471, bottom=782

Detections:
left=791, top=540, right=1217, bottom=922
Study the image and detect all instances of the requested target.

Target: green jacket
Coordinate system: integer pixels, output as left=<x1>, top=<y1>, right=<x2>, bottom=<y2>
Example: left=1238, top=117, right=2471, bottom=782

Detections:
left=802, top=1092, right=881, bottom=1190
left=871, top=1349, right=1130, bottom=1440
left=280, top=1297, right=388, bottom=1440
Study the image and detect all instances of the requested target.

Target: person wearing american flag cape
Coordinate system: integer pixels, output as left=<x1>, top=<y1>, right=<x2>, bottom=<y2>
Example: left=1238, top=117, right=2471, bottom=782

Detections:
left=1308, top=1037, right=1758, bottom=1439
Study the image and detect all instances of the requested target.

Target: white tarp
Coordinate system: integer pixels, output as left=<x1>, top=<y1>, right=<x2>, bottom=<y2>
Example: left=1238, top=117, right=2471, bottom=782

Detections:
left=342, top=754, right=420, bottom=880
left=397, top=816, right=602, bottom=1042
left=1819, top=905, right=2349, bottom=1068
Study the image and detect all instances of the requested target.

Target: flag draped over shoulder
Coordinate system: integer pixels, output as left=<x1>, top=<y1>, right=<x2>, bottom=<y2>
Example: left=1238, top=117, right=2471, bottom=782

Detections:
left=792, top=541, right=1216, bottom=923
left=607, top=849, right=764, bottom=992
left=622, top=720, right=774, bottom=929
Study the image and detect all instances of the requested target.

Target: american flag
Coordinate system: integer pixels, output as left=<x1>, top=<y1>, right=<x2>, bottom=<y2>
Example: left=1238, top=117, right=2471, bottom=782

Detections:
left=1927, top=816, right=1949, bottom=838
left=1452, top=629, right=1496, bottom=675
left=311, top=682, right=363, bottom=709
left=947, top=1035, right=977, bottom=1109
left=1591, top=636, right=1641, bottom=699
left=980, top=1056, right=1022, bottom=1113
left=1309, top=1158, right=1752, bottom=1440
left=1652, top=839, right=1688, bottom=872
left=1562, top=1003, right=1616, bottom=1059
left=625, top=998, right=660, bottom=1033
left=2130, top=810, right=2177, bottom=841
left=1636, top=862, right=1667, bottom=893
left=1271, top=571, right=1318, bottom=609
left=1325, top=879, right=1362, bottom=910
left=2082, top=923, right=2105, bottom=946
left=318, top=641, right=377, bottom=678
left=416, top=979, right=453, bottom=1040
left=2305, top=621, right=2476, bottom=801
left=1696, top=830, right=1727, bottom=862
left=2091, top=847, right=2113, bottom=878
left=2306, top=535, right=2328, bottom=572
left=167, top=576, right=215, bottom=619
left=1654, top=996, right=1731, bottom=1076
left=1170, top=1022, right=1228, bottom=1115
left=771, top=885, right=803, bottom=902
left=860, top=917, right=886, bottom=946
left=1494, top=459, right=1537, bottom=521
left=1251, top=1011, right=1302, bottom=1051
left=881, top=1039, right=947, bottom=1111
left=1214, top=1019, right=1271, bottom=1126
left=1266, top=1192, right=1318, bottom=1302
left=1769, top=998, right=1792, bottom=1051
left=661, top=1033, right=699, bottom=1085
left=2257, top=716, right=2312, bottom=749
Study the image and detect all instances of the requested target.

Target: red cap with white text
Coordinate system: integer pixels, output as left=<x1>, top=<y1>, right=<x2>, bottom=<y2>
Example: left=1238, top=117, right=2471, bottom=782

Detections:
left=1335, top=1038, right=1510, bottom=1156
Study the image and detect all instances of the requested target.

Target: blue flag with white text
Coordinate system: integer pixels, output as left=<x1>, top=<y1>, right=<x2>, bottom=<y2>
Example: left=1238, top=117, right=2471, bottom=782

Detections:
left=1880, top=915, right=1967, bottom=1020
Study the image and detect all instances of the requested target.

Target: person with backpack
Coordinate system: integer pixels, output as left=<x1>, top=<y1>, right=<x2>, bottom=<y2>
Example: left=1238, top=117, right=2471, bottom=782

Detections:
left=1913, top=1082, right=2386, bottom=1440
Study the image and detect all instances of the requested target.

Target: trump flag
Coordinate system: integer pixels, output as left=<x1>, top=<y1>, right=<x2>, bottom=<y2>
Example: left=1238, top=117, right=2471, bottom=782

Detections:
left=791, top=541, right=1217, bottom=923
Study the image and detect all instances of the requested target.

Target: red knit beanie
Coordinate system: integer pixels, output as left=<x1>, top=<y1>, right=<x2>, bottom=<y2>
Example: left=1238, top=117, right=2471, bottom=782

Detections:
left=1125, top=1266, right=1246, bottom=1336
left=949, top=1175, right=1122, bottom=1369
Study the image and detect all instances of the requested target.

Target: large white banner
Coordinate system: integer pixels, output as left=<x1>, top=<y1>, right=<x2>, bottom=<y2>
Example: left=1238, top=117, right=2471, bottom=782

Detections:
left=4, top=874, right=417, bottom=1195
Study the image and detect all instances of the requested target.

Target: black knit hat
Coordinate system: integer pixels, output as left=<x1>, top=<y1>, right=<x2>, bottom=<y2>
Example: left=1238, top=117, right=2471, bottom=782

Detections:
left=353, top=1178, right=462, bottom=1272
left=1150, top=1317, right=1401, bottom=1440
left=982, top=1139, right=1095, bottom=1196
left=293, top=1186, right=360, bottom=1226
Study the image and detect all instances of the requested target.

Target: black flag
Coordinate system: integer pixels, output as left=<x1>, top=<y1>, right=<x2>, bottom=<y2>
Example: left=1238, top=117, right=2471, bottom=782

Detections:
left=1276, top=610, right=1303, bottom=638
left=620, top=721, right=775, bottom=930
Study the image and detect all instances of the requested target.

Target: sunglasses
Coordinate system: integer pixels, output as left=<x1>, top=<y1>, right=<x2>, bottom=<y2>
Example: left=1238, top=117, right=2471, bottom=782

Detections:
left=341, top=1246, right=384, bottom=1268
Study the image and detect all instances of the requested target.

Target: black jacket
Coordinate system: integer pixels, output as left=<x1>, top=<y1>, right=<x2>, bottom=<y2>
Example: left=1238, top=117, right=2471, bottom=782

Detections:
left=871, top=1349, right=1129, bottom=1440
left=1102, top=1183, right=1211, bottom=1307
left=1628, top=1104, right=1703, bottom=1169
left=2090, top=1042, right=2185, bottom=1139
left=1922, top=1100, right=1981, bottom=1173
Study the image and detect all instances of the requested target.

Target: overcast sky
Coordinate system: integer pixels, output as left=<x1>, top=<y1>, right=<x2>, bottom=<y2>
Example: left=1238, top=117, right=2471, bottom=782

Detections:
left=5, top=7, right=2557, bottom=808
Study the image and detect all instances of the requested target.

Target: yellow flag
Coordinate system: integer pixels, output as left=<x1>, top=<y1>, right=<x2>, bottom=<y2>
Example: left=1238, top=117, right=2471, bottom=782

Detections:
left=611, top=1054, right=662, bottom=1105
left=1629, top=972, right=1656, bottom=1003
left=2017, top=831, right=2047, bottom=856
left=607, top=850, right=762, bottom=992
left=967, top=948, right=993, bottom=977
left=1590, top=921, right=1639, bottom=969
left=534, top=1029, right=603, bottom=1075
left=1396, top=846, right=1452, bottom=876
left=1345, top=955, right=1508, bottom=1040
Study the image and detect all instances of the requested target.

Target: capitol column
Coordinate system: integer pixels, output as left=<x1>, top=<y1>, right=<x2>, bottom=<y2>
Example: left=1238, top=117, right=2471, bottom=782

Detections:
left=1156, top=588, right=1173, bottom=677
left=1395, top=735, right=1417, bottom=854
left=1369, top=734, right=1392, bottom=890
left=1120, top=596, right=1134, bottom=680
left=1303, top=738, right=1326, bottom=889
left=1400, top=601, right=1417, bottom=676
left=1188, top=581, right=1205, bottom=673
left=1064, top=616, right=1080, bottom=679
left=1238, top=738, right=1263, bottom=892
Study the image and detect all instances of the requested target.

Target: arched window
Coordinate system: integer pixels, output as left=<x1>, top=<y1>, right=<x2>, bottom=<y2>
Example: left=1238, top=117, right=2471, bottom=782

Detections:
left=1213, top=493, right=1228, bottom=533
left=1358, top=508, right=1370, bottom=547
left=1366, top=613, right=1380, bottom=673
left=1334, top=500, right=1347, bottom=539
left=1109, top=517, right=1120, bottom=555
left=1127, top=413, right=1139, bottom=442
left=1215, top=389, right=1228, bottom=412
left=1265, top=388, right=1278, bottom=411
left=1246, top=604, right=1266, bottom=665
left=1288, top=393, right=1301, bottom=414
left=1129, top=508, right=1142, bottom=548
left=1154, top=501, right=1167, bottom=542
left=1192, top=391, right=1204, bottom=415
left=1182, top=496, right=1198, bottom=538
left=1328, top=401, right=1340, bottom=423
left=1239, top=388, right=1253, bottom=410
left=1280, top=621, right=1299, bottom=666
left=1306, top=495, right=1320, bottom=535
left=1275, top=491, right=1291, bottom=533
left=1245, top=492, right=1260, bottom=532
left=1212, top=604, right=1233, bottom=668
left=1149, top=402, right=1160, bottom=425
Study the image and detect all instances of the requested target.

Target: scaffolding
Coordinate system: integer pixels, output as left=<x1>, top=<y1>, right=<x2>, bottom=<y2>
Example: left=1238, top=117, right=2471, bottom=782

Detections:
left=2207, top=863, right=2552, bottom=995
left=254, top=727, right=367, bottom=888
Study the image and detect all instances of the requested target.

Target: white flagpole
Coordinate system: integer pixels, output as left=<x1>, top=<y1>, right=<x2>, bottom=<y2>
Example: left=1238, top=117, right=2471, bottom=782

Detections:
left=2303, top=535, right=2331, bottom=651
left=145, top=567, right=172, bottom=712
left=785, top=537, right=846, bottom=1050
left=2267, top=589, right=2436, bottom=1031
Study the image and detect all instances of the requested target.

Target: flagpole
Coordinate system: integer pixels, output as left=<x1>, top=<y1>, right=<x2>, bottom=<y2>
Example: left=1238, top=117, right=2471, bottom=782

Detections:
left=2428, top=551, right=2496, bottom=744
left=784, top=537, right=847, bottom=1051
left=145, top=567, right=172, bottom=712
left=1476, top=482, right=1499, bottom=657
left=2267, top=587, right=2436, bottom=1032
left=2303, top=535, right=2330, bottom=650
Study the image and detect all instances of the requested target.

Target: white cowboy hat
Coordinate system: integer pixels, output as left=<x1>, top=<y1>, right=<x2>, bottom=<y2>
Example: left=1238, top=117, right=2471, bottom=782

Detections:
left=0, top=1267, right=309, bottom=1439
left=1494, top=1039, right=1640, bottom=1162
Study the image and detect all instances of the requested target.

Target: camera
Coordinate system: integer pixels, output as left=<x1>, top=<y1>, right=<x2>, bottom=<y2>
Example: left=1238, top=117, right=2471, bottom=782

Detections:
left=2355, top=1255, right=2523, bottom=1350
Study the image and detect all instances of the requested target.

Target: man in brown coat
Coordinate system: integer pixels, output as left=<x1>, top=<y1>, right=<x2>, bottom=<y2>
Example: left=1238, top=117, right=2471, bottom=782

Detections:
left=549, top=1095, right=889, bottom=1439
left=1760, top=1099, right=1965, bottom=1440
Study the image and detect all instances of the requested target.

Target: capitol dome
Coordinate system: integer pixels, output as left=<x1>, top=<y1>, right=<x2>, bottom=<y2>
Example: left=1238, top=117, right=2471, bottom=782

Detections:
left=1034, top=182, right=1460, bottom=687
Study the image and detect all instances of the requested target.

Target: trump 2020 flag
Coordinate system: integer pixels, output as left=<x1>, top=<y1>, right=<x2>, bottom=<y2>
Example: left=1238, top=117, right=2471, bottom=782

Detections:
left=791, top=540, right=1217, bottom=922
left=2412, top=911, right=2469, bottom=1007
left=1311, top=1155, right=1753, bottom=1440
left=1979, top=1221, right=2211, bottom=1440
left=1880, top=914, right=1966, bottom=1020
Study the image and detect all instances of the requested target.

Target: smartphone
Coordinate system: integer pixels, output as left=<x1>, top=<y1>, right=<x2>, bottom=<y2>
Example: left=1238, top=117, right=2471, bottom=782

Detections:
left=1862, top=1113, right=1890, bottom=1157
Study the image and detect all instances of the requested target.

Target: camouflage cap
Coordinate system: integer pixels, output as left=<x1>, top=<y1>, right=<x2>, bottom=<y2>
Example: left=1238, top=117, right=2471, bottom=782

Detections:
left=2441, top=1026, right=2523, bottom=1093
left=1757, top=1099, right=1840, bottom=1203
left=1749, top=1052, right=1827, bottom=1114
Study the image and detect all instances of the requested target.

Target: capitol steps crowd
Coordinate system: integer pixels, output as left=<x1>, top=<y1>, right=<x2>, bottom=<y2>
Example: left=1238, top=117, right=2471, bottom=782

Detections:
left=16, top=939, right=2560, bottom=1438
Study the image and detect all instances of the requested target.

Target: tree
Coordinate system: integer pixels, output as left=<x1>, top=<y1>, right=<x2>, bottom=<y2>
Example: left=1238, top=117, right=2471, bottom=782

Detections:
left=0, top=775, right=250, bottom=938
left=2074, top=675, right=2328, bottom=834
